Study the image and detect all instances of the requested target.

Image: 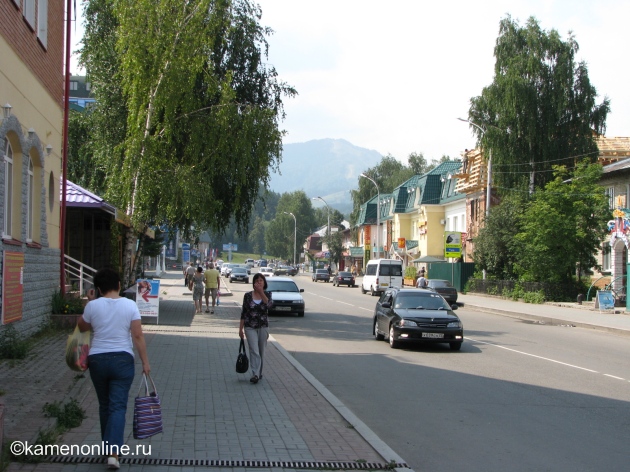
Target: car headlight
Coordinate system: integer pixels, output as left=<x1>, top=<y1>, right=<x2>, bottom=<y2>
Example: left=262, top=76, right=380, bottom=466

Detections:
left=399, top=319, right=418, bottom=327
left=447, top=321, right=462, bottom=328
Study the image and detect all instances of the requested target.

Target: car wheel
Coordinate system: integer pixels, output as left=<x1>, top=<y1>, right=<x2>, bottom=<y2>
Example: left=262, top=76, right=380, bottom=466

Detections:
left=370, top=286, right=378, bottom=296
left=374, top=322, right=384, bottom=341
left=361, top=285, right=367, bottom=294
left=449, top=342, right=462, bottom=351
left=297, top=311, right=304, bottom=317
left=389, top=325, right=400, bottom=349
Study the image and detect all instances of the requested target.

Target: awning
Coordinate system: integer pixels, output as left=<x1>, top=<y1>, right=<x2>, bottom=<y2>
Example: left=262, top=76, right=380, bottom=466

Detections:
left=412, top=255, right=446, bottom=263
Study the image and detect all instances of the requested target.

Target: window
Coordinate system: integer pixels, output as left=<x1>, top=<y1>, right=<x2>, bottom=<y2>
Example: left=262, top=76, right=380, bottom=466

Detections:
left=608, top=186, right=615, bottom=210
left=602, top=242, right=611, bottom=272
left=4, top=141, right=13, bottom=238
left=453, top=216, right=458, bottom=232
left=37, top=0, right=48, bottom=48
left=70, top=81, right=78, bottom=91
left=23, top=0, right=35, bottom=28
left=27, top=157, right=33, bottom=241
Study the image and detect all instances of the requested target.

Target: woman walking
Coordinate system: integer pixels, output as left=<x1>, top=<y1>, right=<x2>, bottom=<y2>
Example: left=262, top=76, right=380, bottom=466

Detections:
left=238, top=273, right=273, bottom=384
left=192, top=266, right=205, bottom=313
left=78, top=268, right=151, bottom=469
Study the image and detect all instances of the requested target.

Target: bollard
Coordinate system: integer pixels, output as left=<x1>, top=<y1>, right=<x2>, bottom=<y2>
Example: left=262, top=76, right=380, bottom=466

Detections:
left=577, top=293, right=584, bottom=305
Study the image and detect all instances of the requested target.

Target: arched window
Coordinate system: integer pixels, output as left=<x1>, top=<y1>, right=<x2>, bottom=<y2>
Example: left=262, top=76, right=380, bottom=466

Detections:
left=27, top=156, right=34, bottom=241
left=4, top=140, right=13, bottom=238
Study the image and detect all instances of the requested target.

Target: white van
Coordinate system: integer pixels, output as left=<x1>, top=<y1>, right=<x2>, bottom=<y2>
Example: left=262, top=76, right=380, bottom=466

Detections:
left=361, top=259, right=404, bottom=296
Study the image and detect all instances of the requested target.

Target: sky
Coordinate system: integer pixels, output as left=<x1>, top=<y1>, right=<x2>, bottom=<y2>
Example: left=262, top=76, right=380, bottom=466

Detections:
left=70, top=0, right=630, bottom=164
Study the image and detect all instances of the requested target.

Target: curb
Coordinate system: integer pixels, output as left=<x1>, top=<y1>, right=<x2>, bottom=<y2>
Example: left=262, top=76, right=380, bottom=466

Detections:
left=462, top=303, right=630, bottom=338
left=270, top=336, right=414, bottom=471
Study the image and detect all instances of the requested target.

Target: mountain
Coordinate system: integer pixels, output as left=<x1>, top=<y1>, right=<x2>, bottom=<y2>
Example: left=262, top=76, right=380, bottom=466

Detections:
left=268, top=139, right=383, bottom=215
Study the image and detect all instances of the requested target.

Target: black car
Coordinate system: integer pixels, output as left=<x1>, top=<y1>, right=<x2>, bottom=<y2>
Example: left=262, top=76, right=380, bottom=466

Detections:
left=266, top=277, right=305, bottom=317
left=229, top=267, right=249, bottom=283
left=312, top=269, right=330, bottom=282
left=332, top=271, right=355, bottom=287
left=425, top=279, right=458, bottom=303
left=373, top=288, right=463, bottom=350
left=286, top=266, right=298, bottom=276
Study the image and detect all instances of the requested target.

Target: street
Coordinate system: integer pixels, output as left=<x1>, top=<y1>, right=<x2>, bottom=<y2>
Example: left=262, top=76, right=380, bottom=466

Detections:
left=226, top=272, right=630, bottom=471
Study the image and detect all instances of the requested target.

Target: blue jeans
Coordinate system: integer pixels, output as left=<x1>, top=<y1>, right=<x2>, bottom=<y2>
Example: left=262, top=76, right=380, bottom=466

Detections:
left=88, top=352, right=135, bottom=453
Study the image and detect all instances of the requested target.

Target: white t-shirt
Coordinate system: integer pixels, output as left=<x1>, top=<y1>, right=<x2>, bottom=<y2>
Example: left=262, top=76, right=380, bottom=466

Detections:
left=82, top=297, right=141, bottom=357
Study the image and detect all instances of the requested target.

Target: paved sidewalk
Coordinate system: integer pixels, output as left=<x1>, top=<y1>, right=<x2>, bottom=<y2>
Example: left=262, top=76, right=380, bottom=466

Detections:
left=2, top=272, right=410, bottom=472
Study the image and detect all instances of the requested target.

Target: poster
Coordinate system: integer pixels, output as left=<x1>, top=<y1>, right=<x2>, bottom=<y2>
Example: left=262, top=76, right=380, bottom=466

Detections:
left=136, top=279, right=160, bottom=322
left=2, top=252, right=24, bottom=324
left=444, top=232, right=463, bottom=259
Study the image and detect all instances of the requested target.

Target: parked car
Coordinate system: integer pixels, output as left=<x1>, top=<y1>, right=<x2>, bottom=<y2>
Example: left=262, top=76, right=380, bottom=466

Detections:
left=312, top=269, right=330, bottom=283
left=259, top=267, right=274, bottom=277
left=229, top=267, right=249, bottom=284
left=425, top=279, right=458, bottom=303
left=332, top=271, right=356, bottom=287
left=266, top=277, right=305, bottom=317
left=361, top=259, right=403, bottom=296
left=373, top=287, right=463, bottom=350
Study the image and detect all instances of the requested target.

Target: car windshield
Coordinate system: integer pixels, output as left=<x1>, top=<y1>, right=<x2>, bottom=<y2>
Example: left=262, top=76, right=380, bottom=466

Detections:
left=338, top=272, right=352, bottom=276
left=316, top=270, right=327, bottom=274
left=232, top=268, right=247, bottom=274
left=266, top=280, right=299, bottom=292
left=393, top=293, right=450, bottom=310
left=430, top=280, right=453, bottom=288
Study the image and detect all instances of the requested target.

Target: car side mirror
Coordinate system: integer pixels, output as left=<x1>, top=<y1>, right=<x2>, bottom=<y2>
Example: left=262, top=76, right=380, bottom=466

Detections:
left=299, top=288, right=304, bottom=292
left=381, top=302, right=391, bottom=309
left=451, top=304, right=458, bottom=310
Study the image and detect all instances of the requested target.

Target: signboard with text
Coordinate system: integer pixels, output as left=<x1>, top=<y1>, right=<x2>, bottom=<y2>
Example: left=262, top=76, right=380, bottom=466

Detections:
left=136, top=279, right=160, bottom=322
left=444, top=232, right=462, bottom=259
left=2, top=252, right=24, bottom=324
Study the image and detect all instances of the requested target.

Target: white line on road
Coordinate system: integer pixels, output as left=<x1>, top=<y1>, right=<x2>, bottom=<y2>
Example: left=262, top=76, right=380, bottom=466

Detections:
left=468, top=337, right=599, bottom=373
left=603, top=374, right=626, bottom=381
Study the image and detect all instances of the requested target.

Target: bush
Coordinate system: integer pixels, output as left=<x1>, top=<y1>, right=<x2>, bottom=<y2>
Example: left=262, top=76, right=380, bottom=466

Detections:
left=0, top=325, right=29, bottom=359
left=522, top=290, right=545, bottom=304
left=51, top=290, right=84, bottom=315
left=404, top=266, right=417, bottom=280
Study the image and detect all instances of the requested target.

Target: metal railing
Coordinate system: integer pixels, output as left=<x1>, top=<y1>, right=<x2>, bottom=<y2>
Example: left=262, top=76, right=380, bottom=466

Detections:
left=64, top=254, right=96, bottom=295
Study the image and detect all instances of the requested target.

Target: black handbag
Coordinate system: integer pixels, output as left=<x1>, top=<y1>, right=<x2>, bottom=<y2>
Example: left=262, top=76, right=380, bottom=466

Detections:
left=236, top=339, right=249, bottom=373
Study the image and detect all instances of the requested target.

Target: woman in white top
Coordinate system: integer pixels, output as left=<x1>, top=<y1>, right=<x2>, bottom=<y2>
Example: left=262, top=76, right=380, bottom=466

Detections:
left=78, top=268, right=150, bottom=470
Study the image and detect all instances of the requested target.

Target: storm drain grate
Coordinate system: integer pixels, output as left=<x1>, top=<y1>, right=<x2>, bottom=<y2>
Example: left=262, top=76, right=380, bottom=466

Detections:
left=48, top=456, right=408, bottom=469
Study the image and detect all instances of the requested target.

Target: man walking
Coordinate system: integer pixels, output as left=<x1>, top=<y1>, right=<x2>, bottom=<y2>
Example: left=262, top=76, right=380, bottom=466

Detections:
left=203, top=262, right=221, bottom=313
left=185, top=262, right=196, bottom=288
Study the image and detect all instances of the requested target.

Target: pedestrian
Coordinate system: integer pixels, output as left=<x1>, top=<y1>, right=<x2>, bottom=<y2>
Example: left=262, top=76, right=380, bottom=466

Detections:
left=416, top=273, right=427, bottom=289
left=191, top=266, right=205, bottom=313
left=77, top=268, right=151, bottom=470
left=203, top=262, right=221, bottom=313
left=238, top=273, right=273, bottom=384
left=327, top=264, right=332, bottom=276
left=185, top=262, right=195, bottom=287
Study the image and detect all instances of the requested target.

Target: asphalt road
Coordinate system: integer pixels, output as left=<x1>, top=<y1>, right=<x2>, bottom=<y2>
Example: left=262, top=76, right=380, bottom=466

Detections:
left=224, top=272, right=630, bottom=472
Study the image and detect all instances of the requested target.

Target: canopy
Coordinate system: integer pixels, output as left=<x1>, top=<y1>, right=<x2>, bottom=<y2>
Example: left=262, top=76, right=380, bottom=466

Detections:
left=411, top=255, right=446, bottom=263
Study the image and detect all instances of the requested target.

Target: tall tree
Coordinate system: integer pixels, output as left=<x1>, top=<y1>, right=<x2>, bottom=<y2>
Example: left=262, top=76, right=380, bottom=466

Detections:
left=80, top=0, right=296, bottom=286
left=468, top=16, right=609, bottom=194
left=265, top=192, right=316, bottom=261
left=514, top=161, right=608, bottom=283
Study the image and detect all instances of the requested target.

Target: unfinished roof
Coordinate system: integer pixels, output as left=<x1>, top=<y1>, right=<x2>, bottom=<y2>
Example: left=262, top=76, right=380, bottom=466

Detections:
left=596, top=136, right=630, bottom=165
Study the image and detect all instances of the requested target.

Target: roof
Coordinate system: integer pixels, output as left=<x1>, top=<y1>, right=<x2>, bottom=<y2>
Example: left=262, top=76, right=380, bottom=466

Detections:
left=63, top=181, right=116, bottom=214
left=596, top=136, right=630, bottom=163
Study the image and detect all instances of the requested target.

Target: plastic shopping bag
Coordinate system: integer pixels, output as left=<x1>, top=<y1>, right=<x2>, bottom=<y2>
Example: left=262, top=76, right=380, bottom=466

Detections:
left=65, top=325, right=90, bottom=372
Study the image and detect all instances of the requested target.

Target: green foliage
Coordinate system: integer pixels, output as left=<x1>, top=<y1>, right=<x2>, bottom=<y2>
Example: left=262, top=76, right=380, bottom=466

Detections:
left=405, top=266, right=417, bottom=279
left=50, top=290, right=84, bottom=315
left=522, top=290, right=546, bottom=304
left=0, top=325, right=29, bottom=360
left=514, top=161, right=608, bottom=283
left=43, top=399, right=87, bottom=430
left=468, top=15, right=609, bottom=193
left=265, top=191, right=317, bottom=261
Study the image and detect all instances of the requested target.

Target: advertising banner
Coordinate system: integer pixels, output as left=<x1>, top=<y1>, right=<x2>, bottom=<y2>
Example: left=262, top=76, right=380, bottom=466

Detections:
left=444, top=232, right=463, bottom=259
left=136, top=279, right=160, bottom=322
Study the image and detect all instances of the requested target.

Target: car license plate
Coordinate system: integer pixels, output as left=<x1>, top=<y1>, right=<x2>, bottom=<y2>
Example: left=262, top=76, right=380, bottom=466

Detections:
left=276, top=306, right=291, bottom=311
left=422, top=333, right=444, bottom=338
left=380, top=282, right=389, bottom=287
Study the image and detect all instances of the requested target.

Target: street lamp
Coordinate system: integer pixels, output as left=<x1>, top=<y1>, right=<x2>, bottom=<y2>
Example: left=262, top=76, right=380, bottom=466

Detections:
left=283, top=211, right=296, bottom=266
left=458, top=117, right=491, bottom=216
left=360, top=173, right=380, bottom=260
left=312, top=196, right=331, bottom=266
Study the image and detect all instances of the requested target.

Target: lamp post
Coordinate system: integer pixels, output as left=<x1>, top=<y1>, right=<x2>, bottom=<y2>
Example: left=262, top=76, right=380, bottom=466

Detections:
left=360, top=173, right=380, bottom=260
left=283, top=211, right=296, bottom=266
left=312, top=196, right=331, bottom=265
left=458, top=118, right=491, bottom=216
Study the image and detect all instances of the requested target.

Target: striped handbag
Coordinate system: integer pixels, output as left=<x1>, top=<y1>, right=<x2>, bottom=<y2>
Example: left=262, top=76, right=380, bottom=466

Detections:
left=133, top=373, right=163, bottom=439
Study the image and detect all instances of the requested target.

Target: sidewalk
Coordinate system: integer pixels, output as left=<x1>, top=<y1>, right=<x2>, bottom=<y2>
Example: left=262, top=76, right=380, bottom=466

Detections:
left=3, top=272, right=410, bottom=472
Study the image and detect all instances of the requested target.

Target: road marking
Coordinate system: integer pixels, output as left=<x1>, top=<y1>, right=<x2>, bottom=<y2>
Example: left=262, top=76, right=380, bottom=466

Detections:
left=468, top=337, right=599, bottom=373
left=603, top=374, right=626, bottom=381
left=337, top=301, right=354, bottom=306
